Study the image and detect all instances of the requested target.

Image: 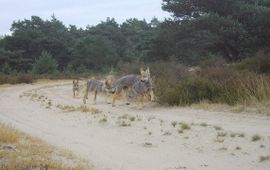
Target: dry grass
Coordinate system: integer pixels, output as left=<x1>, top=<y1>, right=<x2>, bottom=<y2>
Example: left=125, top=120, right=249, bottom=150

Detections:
left=191, top=99, right=270, bottom=115
left=0, top=123, right=90, bottom=170
left=56, top=104, right=77, bottom=112
left=79, top=106, right=102, bottom=114
left=0, top=124, right=18, bottom=143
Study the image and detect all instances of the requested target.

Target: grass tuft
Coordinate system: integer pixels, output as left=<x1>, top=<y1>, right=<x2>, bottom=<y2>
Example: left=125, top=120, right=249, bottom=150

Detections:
left=259, top=155, right=270, bottom=162
left=180, top=123, right=191, bottom=130
left=251, top=134, right=261, bottom=142
left=0, top=124, right=18, bottom=143
left=171, top=121, right=177, bottom=128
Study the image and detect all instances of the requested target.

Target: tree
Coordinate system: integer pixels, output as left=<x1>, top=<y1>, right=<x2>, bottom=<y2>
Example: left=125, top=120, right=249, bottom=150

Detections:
left=32, top=51, right=58, bottom=74
left=160, top=0, right=270, bottom=63
left=3, top=15, right=72, bottom=71
left=72, top=34, right=118, bottom=70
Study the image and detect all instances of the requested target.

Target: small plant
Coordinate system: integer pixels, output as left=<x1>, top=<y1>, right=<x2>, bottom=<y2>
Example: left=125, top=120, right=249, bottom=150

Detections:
left=235, top=146, right=241, bottom=150
left=238, top=133, right=245, bottom=138
left=181, top=123, right=191, bottom=130
left=260, top=144, right=265, bottom=148
left=219, top=147, right=228, bottom=151
left=215, top=138, right=225, bottom=143
left=118, top=114, right=129, bottom=120
left=251, top=134, right=261, bottom=142
left=259, top=155, right=270, bottom=162
left=230, top=133, right=236, bottom=138
left=217, top=132, right=227, bottom=137
left=143, top=142, right=153, bottom=147
left=214, top=126, right=223, bottom=131
left=163, top=131, right=172, bottom=136
left=99, top=117, right=107, bottom=123
left=129, top=116, right=136, bottom=122
left=200, top=123, right=208, bottom=127
left=178, top=129, right=184, bottom=134
left=89, top=107, right=102, bottom=114
left=31, top=93, right=38, bottom=98
left=171, top=121, right=177, bottom=128
left=147, top=116, right=156, bottom=121
left=148, top=132, right=152, bottom=136
left=119, top=121, right=131, bottom=127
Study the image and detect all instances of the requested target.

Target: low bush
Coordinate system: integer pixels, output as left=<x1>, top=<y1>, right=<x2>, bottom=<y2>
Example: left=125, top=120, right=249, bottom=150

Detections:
left=118, top=61, right=270, bottom=106
left=0, top=74, right=33, bottom=84
left=234, top=52, right=270, bottom=74
left=154, top=65, right=270, bottom=106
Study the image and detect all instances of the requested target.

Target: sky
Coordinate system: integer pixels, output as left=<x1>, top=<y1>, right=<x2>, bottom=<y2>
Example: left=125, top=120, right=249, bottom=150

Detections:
left=0, top=0, right=171, bottom=35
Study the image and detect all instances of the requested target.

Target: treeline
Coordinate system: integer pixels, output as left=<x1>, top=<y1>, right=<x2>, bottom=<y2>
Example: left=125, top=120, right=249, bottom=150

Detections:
left=0, top=16, right=159, bottom=73
left=1, top=0, right=270, bottom=74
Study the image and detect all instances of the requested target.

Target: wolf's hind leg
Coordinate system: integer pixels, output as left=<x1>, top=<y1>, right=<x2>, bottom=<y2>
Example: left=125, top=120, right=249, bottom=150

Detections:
left=123, top=89, right=130, bottom=105
left=83, top=85, right=89, bottom=104
left=93, top=91, right=97, bottom=104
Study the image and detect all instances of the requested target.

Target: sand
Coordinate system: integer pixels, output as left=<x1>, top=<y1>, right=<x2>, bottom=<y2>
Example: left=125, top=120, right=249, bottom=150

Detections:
left=0, top=80, right=269, bottom=170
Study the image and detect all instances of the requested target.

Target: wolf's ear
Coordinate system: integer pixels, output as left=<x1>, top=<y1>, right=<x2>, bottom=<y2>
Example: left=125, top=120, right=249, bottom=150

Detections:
left=146, top=67, right=150, bottom=73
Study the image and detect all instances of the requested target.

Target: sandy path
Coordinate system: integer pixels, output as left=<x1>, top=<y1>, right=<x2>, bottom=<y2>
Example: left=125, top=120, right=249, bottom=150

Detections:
left=0, top=80, right=270, bottom=170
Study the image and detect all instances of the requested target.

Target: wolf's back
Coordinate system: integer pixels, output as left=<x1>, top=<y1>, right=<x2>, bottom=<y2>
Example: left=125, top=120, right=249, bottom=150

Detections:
left=87, top=80, right=104, bottom=92
left=111, top=74, right=139, bottom=93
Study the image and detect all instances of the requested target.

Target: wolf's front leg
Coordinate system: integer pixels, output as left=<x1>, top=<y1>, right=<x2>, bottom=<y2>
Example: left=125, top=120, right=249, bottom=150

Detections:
left=112, top=93, right=118, bottom=107
left=83, top=92, right=88, bottom=104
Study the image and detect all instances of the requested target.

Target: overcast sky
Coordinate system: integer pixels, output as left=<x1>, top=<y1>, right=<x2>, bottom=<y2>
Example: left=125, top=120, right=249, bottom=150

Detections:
left=0, top=0, right=170, bottom=35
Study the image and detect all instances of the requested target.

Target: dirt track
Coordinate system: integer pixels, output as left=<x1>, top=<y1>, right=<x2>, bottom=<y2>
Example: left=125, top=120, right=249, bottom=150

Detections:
left=0, top=80, right=270, bottom=170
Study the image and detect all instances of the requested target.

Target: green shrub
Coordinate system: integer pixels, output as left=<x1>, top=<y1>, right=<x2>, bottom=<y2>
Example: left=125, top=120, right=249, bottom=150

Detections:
left=76, top=64, right=88, bottom=73
left=64, top=64, right=74, bottom=74
left=32, top=51, right=58, bottom=74
left=235, top=52, right=270, bottom=74
left=1, top=63, right=17, bottom=75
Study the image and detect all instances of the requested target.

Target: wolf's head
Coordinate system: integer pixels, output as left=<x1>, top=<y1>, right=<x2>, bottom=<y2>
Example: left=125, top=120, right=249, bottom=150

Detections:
left=104, top=75, right=115, bottom=89
left=140, top=67, right=151, bottom=82
left=73, top=80, right=79, bottom=88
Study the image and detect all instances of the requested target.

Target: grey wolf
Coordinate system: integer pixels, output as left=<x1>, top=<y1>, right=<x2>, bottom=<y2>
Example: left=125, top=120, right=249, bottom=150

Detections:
left=110, top=67, right=152, bottom=107
left=72, top=80, right=80, bottom=97
left=83, top=75, right=115, bottom=104
left=129, top=70, right=155, bottom=108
